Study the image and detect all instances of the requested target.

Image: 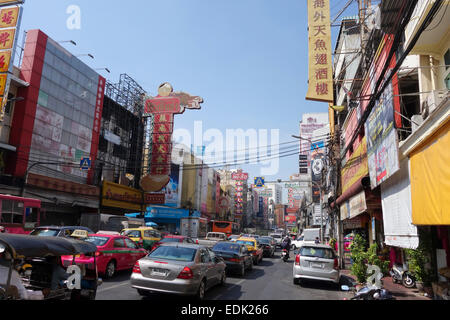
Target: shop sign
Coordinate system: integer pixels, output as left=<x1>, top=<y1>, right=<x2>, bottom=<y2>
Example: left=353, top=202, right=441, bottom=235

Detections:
left=343, top=216, right=363, bottom=229
left=102, top=181, right=143, bottom=211
left=349, top=191, right=367, bottom=219
left=27, top=173, right=99, bottom=196
left=341, top=136, right=368, bottom=194
left=306, top=0, right=333, bottom=102
left=232, top=170, right=248, bottom=181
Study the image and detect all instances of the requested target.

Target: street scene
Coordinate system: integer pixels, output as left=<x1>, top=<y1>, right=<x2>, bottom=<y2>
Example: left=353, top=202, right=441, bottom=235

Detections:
left=0, top=0, right=449, bottom=305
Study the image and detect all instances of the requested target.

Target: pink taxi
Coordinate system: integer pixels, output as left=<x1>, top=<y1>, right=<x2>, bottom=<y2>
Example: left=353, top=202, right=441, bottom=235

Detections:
left=62, top=234, right=148, bottom=278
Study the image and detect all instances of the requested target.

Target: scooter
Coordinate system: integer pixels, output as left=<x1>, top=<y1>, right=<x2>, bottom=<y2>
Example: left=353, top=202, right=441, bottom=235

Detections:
left=281, top=249, right=289, bottom=262
left=390, top=264, right=416, bottom=288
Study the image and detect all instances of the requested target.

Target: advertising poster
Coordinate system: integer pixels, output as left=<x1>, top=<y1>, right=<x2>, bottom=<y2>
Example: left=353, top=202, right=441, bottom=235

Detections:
left=365, top=81, right=400, bottom=189
left=164, top=163, right=180, bottom=207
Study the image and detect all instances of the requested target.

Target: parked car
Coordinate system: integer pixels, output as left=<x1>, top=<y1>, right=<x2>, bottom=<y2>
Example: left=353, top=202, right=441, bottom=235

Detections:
left=258, top=237, right=275, bottom=257
left=61, top=234, right=147, bottom=278
left=120, top=227, right=162, bottom=250
left=131, top=243, right=226, bottom=300
left=269, top=233, right=283, bottom=247
left=195, top=232, right=228, bottom=248
left=30, top=226, right=94, bottom=238
left=212, top=241, right=253, bottom=276
left=151, top=235, right=194, bottom=251
left=292, top=244, right=340, bottom=286
left=235, top=237, right=263, bottom=265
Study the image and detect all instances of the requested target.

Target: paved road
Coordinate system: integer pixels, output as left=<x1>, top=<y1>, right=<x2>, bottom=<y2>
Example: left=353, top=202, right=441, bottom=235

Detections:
left=96, top=249, right=350, bottom=300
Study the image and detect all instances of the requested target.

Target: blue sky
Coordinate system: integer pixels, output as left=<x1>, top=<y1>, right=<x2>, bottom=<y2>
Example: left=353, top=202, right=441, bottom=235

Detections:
left=20, top=0, right=358, bottom=182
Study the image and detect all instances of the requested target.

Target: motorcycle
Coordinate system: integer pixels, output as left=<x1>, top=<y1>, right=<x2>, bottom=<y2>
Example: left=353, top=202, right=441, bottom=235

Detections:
left=341, top=285, right=395, bottom=300
left=281, top=249, right=289, bottom=262
left=390, top=264, right=416, bottom=288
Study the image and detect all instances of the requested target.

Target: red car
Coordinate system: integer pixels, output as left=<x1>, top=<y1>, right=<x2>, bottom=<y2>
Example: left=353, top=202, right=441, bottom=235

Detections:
left=151, top=235, right=194, bottom=251
left=62, top=234, right=147, bottom=278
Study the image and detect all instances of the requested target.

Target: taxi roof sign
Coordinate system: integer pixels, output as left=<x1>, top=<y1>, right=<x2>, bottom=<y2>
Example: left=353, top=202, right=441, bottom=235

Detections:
left=71, top=229, right=89, bottom=239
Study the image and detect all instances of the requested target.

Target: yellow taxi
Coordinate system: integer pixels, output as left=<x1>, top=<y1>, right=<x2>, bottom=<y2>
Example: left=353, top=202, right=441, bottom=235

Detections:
left=235, top=237, right=263, bottom=265
left=120, top=227, right=162, bottom=250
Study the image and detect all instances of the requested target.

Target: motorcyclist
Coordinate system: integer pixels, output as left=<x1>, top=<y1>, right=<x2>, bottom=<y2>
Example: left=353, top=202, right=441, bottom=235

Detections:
left=281, top=235, right=291, bottom=258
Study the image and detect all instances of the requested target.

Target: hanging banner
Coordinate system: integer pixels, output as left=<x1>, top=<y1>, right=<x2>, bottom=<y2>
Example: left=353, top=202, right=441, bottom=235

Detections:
left=306, top=0, right=333, bottom=102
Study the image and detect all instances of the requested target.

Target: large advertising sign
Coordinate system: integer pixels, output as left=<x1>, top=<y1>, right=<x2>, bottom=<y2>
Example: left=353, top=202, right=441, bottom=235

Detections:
left=306, top=0, right=333, bottom=102
left=365, top=81, right=400, bottom=189
left=142, top=83, right=203, bottom=192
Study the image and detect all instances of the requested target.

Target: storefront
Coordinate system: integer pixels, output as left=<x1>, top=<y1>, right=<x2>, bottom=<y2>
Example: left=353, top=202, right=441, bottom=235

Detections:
left=145, top=205, right=201, bottom=234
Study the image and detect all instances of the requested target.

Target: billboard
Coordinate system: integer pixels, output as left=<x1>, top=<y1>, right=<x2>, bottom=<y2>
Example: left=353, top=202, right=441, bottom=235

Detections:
left=365, top=81, right=400, bottom=189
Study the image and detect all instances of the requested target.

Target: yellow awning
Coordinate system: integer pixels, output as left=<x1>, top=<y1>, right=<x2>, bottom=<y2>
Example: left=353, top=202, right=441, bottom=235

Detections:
left=410, top=119, right=450, bottom=225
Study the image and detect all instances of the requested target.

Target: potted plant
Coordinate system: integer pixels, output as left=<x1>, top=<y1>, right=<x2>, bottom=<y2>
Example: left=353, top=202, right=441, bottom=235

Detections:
left=350, top=234, right=368, bottom=285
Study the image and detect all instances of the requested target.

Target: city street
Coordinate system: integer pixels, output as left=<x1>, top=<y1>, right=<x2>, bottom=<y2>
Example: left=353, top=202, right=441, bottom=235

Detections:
left=96, top=249, right=350, bottom=301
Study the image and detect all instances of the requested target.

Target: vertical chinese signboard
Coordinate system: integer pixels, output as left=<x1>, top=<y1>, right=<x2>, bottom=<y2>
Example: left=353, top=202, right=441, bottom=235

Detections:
left=141, top=83, right=203, bottom=192
left=0, top=1, right=23, bottom=120
left=306, top=0, right=333, bottom=103
left=232, top=170, right=248, bottom=216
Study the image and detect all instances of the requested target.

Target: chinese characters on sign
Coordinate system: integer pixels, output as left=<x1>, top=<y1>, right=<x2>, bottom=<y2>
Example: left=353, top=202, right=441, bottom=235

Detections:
left=306, top=0, right=333, bottom=103
left=0, top=3, right=21, bottom=120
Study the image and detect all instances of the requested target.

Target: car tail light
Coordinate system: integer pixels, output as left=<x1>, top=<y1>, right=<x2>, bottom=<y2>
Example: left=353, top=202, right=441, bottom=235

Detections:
left=295, top=254, right=300, bottom=266
left=177, top=266, right=194, bottom=279
left=228, top=258, right=241, bottom=263
left=334, top=258, right=339, bottom=270
left=95, top=251, right=102, bottom=257
left=133, top=261, right=141, bottom=274
left=196, top=239, right=199, bottom=244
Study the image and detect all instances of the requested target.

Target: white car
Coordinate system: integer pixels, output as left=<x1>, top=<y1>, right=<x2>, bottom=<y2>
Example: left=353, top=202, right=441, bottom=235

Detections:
left=291, top=235, right=305, bottom=250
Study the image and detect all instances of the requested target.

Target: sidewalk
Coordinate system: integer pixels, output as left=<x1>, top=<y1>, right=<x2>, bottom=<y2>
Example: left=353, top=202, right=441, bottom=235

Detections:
left=340, top=269, right=432, bottom=300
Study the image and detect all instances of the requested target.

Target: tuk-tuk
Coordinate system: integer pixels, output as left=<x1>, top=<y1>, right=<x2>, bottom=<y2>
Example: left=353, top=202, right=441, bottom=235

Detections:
left=0, top=232, right=100, bottom=300
left=120, top=227, right=162, bottom=250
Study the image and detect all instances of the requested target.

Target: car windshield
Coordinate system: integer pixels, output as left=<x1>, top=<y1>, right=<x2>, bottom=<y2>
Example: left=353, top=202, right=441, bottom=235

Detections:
left=236, top=240, right=255, bottom=247
left=29, top=229, right=60, bottom=237
left=213, top=243, right=240, bottom=252
left=258, top=239, right=270, bottom=244
left=299, top=247, right=335, bottom=259
left=149, top=246, right=197, bottom=262
left=271, top=234, right=282, bottom=239
left=298, top=236, right=304, bottom=241
left=160, top=237, right=181, bottom=243
left=85, top=236, right=109, bottom=246
left=121, top=230, right=141, bottom=238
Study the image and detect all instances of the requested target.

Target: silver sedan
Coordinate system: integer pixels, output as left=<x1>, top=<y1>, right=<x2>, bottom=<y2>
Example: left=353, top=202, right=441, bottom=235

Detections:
left=130, top=243, right=226, bottom=300
left=292, top=244, right=340, bottom=286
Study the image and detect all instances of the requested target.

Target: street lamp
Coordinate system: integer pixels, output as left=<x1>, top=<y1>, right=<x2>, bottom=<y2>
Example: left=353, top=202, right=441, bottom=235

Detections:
left=58, top=40, right=77, bottom=46
left=76, top=54, right=94, bottom=59
left=95, top=68, right=110, bottom=73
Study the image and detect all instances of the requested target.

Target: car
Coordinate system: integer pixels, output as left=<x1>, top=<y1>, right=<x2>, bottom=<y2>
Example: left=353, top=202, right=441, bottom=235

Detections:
left=212, top=241, right=253, bottom=276
left=258, top=237, right=275, bottom=257
left=61, top=234, right=148, bottom=278
left=235, top=237, right=263, bottom=265
left=227, top=235, right=240, bottom=242
left=121, top=227, right=162, bottom=250
left=269, top=233, right=283, bottom=247
left=30, top=226, right=94, bottom=238
left=292, top=244, right=340, bottom=286
left=130, top=243, right=226, bottom=300
left=151, top=235, right=195, bottom=251
left=291, top=235, right=305, bottom=250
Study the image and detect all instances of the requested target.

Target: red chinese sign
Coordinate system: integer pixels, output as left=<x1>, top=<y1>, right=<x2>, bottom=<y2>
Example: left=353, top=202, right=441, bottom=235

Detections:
left=141, top=83, right=203, bottom=192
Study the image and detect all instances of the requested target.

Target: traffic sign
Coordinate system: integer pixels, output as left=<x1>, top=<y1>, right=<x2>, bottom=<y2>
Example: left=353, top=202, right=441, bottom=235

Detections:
left=254, top=177, right=265, bottom=188
left=80, top=157, right=91, bottom=170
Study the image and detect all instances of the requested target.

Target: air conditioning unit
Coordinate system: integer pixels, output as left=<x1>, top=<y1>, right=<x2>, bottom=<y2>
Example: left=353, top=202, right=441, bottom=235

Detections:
left=424, top=90, right=447, bottom=117
left=411, top=115, right=424, bottom=133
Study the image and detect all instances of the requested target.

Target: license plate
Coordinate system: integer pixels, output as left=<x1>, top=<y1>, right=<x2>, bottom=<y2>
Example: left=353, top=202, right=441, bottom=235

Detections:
left=151, top=268, right=168, bottom=276
left=311, top=263, right=322, bottom=268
